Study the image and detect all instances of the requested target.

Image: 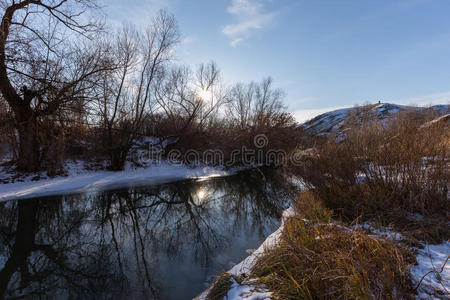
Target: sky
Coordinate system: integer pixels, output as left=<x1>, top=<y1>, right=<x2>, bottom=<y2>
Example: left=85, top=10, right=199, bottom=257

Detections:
left=104, top=0, right=450, bottom=122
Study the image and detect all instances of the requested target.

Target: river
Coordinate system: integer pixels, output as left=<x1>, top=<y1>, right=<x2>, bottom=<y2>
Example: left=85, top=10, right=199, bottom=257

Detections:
left=0, top=168, right=298, bottom=299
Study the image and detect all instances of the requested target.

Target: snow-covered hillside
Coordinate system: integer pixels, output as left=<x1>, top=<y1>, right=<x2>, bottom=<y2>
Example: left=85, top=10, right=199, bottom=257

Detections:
left=301, top=103, right=449, bottom=136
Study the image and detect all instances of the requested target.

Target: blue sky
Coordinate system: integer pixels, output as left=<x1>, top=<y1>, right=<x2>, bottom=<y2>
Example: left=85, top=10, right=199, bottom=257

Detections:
left=105, top=0, right=450, bottom=122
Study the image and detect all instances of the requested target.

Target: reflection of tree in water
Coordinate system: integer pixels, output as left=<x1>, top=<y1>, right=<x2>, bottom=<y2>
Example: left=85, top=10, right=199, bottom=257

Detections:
left=0, top=169, right=296, bottom=299
left=0, top=198, right=125, bottom=300
left=216, top=169, right=295, bottom=237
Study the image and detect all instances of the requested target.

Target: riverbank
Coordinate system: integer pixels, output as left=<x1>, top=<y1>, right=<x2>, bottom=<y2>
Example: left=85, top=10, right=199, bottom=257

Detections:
left=197, top=204, right=449, bottom=299
left=0, top=160, right=242, bottom=202
left=195, top=208, right=295, bottom=300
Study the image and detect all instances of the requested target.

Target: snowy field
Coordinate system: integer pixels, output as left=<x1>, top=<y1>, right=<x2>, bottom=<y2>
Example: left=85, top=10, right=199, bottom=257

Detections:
left=302, top=103, right=449, bottom=136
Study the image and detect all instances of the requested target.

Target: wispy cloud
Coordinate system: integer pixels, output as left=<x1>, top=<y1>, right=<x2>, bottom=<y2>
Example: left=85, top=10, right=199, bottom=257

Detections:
left=181, top=36, right=197, bottom=46
left=223, top=0, right=275, bottom=47
left=105, top=0, right=175, bottom=27
left=293, top=106, right=348, bottom=124
left=394, top=91, right=450, bottom=106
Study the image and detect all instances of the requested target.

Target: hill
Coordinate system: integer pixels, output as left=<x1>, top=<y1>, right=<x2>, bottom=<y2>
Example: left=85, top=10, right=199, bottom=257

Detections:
left=301, top=103, right=449, bottom=136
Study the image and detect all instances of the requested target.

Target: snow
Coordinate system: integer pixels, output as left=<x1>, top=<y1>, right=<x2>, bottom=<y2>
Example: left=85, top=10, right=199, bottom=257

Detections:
left=353, top=222, right=406, bottom=242
left=196, top=207, right=450, bottom=300
left=0, top=161, right=239, bottom=202
left=302, top=107, right=349, bottom=135
left=228, top=208, right=295, bottom=276
left=353, top=221, right=449, bottom=298
left=410, top=242, right=450, bottom=299
left=285, top=175, right=306, bottom=190
left=420, top=113, right=450, bottom=128
left=225, top=279, right=272, bottom=300
left=356, top=222, right=449, bottom=299
left=133, top=135, right=179, bottom=150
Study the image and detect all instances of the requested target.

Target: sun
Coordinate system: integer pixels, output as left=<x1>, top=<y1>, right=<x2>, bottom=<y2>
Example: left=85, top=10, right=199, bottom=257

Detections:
left=198, top=88, right=213, bottom=102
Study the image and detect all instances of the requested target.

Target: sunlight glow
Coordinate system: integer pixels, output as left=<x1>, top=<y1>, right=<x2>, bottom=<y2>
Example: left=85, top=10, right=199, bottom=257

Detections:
left=197, top=189, right=206, bottom=200
left=198, top=88, right=213, bottom=102
left=196, top=174, right=224, bottom=181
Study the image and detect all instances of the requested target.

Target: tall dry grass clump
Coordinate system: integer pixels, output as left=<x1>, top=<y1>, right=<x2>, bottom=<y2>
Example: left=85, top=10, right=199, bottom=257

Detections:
left=251, top=192, right=415, bottom=299
left=205, top=272, right=237, bottom=300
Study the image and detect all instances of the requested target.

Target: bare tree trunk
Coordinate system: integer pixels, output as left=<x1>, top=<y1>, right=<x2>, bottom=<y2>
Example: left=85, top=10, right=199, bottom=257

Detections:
left=109, top=149, right=129, bottom=171
left=15, top=110, right=40, bottom=172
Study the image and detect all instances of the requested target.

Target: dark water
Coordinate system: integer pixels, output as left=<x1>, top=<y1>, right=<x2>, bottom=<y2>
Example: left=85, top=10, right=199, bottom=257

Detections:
left=0, top=169, right=297, bottom=300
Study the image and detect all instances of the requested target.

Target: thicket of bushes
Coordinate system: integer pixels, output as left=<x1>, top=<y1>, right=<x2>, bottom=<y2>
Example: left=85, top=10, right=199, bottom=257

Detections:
left=240, top=110, right=449, bottom=299
left=297, top=111, right=449, bottom=233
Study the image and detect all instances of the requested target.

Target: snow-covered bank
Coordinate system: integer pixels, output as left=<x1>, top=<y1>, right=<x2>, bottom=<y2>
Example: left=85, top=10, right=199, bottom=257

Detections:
left=196, top=208, right=450, bottom=300
left=195, top=208, right=295, bottom=300
left=357, top=223, right=449, bottom=299
left=224, top=279, right=272, bottom=300
left=228, top=208, right=295, bottom=277
left=0, top=161, right=241, bottom=202
left=411, top=242, right=450, bottom=299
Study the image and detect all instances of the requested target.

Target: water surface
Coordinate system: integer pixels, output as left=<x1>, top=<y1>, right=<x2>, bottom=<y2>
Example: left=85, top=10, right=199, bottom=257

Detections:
left=0, top=169, right=296, bottom=299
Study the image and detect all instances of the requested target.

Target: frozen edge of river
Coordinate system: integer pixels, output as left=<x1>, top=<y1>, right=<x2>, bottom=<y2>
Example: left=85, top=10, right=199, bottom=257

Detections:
left=0, top=160, right=245, bottom=202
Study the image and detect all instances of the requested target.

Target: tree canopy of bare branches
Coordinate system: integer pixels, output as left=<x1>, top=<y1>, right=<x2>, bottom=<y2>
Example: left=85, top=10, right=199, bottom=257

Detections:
left=0, top=1, right=298, bottom=173
left=0, top=0, right=107, bottom=171
left=228, top=77, right=286, bottom=131
left=95, top=11, right=179, bottom=170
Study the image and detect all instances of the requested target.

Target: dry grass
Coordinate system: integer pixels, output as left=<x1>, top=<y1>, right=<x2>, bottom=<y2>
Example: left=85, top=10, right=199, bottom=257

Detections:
left=299, top=111, right=449, bottom=242
left=251, top=192, right=415, bottom=299
left=294, top=191, right=333, bottom=223
left=206, top=272, right=240, bottom=300
left=247, top=112, right=447, bottom=299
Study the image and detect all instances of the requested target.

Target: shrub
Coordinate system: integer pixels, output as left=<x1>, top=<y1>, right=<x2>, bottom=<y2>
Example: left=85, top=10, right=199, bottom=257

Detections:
left=301, top=111, right=449, bottom=221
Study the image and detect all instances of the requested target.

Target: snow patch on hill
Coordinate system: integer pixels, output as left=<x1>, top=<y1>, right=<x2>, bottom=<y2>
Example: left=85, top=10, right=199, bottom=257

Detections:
left=301, top=103, right=449, bottom=136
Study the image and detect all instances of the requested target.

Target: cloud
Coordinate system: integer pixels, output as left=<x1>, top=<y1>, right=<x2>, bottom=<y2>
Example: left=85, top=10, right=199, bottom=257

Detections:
left=394, top=91, right=450, bottom=107
left=105, top=0, right=175, bottom=28
left=223, top=0, right=275, bottom=47
left=181, top=36, right=196, bottom=45
left=292, top=106, right=347, bottom=124
left=230, top=37, right=244, bottom=47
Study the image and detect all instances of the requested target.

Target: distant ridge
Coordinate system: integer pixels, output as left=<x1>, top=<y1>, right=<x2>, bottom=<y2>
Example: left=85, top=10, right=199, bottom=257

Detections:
left=301, top=103, right=449, bottom=136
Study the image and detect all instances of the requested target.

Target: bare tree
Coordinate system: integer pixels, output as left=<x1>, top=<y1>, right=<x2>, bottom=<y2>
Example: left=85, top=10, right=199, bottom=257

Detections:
left=253, top=77, right=285, bottom=127
left=0, top=0, right=109, bottom=171
left=153, top=61, right=229, bottom=144
left=228, top=77, right=285, bottom=131
left=0, top=96, right=15, bottom=159
left=194, top=61, right=229, bottom=129
left=228, top=82, right=255, bottom=130
left=226, top=77, right=298, bottom=161
left=96, top=11, right=179, bottom=170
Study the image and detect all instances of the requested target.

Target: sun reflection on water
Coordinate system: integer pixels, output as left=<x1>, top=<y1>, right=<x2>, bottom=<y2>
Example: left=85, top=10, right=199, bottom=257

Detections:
left=197, top=189, right=206, bottom=200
